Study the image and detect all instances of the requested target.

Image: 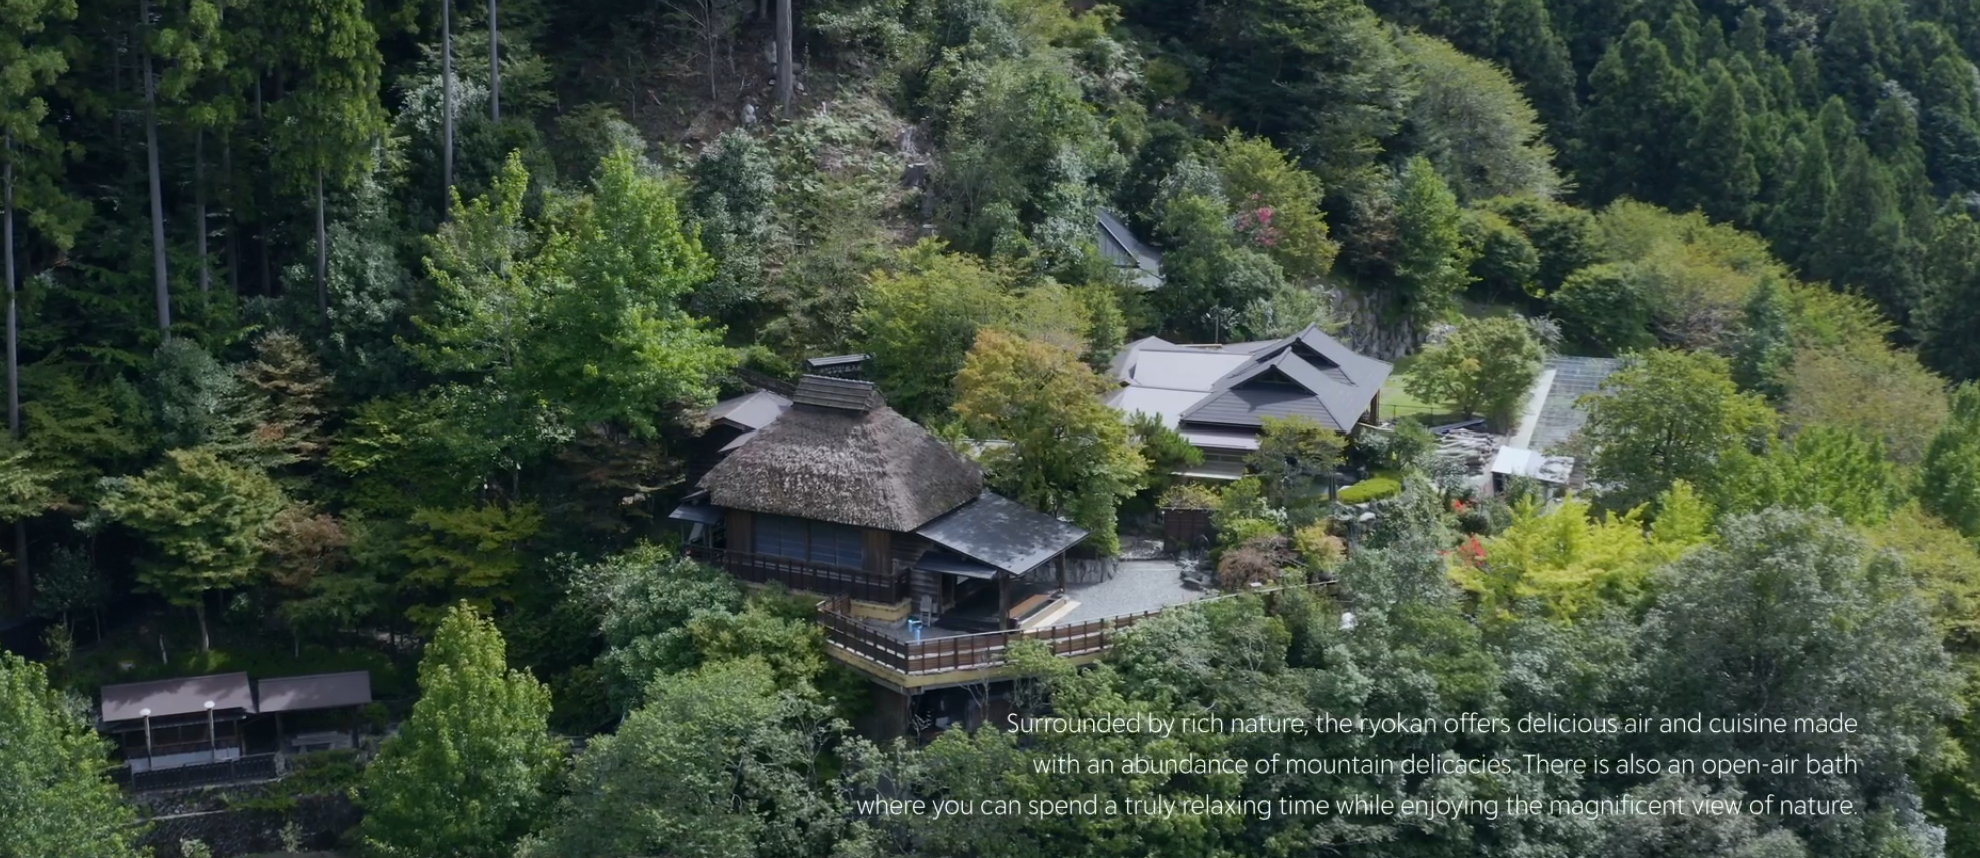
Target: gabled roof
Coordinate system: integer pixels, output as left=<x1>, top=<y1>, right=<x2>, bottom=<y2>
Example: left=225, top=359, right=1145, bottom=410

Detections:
left=699, top=385, right=984, bottom=532
left=1110, top=325, right=1391, bottom=435
left=1097, top=211, right=1164, bottom=290
left=913, top=491, right=1089, bottom=576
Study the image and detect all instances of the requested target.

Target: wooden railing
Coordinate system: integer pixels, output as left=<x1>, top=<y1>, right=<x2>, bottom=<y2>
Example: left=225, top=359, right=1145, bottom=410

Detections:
left=818, top=580, right=1334, bottom=679
left=689, top=546, right=908, bottom=603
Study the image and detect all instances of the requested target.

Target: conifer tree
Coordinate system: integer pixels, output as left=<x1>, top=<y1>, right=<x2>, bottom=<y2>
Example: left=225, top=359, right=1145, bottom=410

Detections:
left=1494, top=0, right=1576, bottom=143
left=1685, top=60, right=1760, bottom=223
left=1581, top=21, right=1695, bottom=205
left=1815, top=139, right=1922, bottom=329
left=1391, top=156, right=1474, bottom=325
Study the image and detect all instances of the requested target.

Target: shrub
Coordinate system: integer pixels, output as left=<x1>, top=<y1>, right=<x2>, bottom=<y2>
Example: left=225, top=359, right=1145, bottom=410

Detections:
left=1217, top=535, right=1295, bottom=588
left=1219, top=517, right=1280, bottom=547
left=1339, top=477, right=1402, bottom=504
left=1158, top=482, right=1220, bottom=510
left=1293, top=523, right=1346, bottom=572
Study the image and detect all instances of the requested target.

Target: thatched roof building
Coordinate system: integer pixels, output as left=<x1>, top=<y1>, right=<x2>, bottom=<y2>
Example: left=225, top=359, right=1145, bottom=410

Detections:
left=698, top=377, right=985, bottom=532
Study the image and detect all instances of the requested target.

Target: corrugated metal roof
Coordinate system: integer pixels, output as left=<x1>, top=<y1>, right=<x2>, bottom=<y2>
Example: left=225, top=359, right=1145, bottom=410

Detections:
left=790, top=375, right=882, bottom=412
left=914, top=492, right=1088, bottom=576
left=101, top=673, right=255, bottom=723
left=257, top=671, right=373, bottom=714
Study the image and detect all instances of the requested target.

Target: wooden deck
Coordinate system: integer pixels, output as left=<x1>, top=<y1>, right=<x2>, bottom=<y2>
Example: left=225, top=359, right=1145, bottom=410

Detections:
left=816, top=580, right=1334, bottom=690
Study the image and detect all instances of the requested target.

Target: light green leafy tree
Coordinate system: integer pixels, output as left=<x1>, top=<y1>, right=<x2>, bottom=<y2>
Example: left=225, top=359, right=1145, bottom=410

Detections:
left=360, top=602, right=562, bottom=858
left=400, top=502, right=544, bottom=627
left=1581, top=350, right=1774, bottom=512
left=856, top=240, right=1015, bottom=419
left=954, top=329, right=1147, bottom=554
left=1404, top=315, right=1546, bottom=430
left=531, top=146, right=732, bottom=434
left=0, top=653, right=146, bottom=858
left=93, top=448, right=286, bottom=652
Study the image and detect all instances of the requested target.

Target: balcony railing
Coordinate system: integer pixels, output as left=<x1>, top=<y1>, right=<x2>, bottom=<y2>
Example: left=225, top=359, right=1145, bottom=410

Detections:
left=817, top=580, right=1335, bottom=681
left=688, top=546, right=909, bottom=604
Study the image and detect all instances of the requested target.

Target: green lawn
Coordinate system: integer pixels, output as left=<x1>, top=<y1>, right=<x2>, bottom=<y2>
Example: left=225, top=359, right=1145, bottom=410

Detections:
left=1378, top=354, right=1467, bottom=425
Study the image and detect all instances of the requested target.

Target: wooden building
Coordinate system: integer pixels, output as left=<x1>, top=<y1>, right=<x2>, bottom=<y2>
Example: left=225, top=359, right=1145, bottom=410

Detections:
left=675, top=375, right=1089, bottom=633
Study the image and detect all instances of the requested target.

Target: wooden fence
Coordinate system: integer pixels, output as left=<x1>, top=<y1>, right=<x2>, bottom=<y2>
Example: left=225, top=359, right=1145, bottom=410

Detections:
left=819, top=580, right=1335, bottom=678
left=688, top=546, right=908, bottom=603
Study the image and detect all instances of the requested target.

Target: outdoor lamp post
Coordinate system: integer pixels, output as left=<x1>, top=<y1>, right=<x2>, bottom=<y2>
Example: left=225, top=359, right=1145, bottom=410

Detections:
left=140, top=708, right=153, bottom=770
left=204, top=700, right=216, bottom=762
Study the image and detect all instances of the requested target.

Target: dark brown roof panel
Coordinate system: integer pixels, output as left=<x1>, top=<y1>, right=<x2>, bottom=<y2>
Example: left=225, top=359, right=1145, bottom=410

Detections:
left=101, top=672, right=255, bottom=723
left=257, top=671, right=373, bottom=714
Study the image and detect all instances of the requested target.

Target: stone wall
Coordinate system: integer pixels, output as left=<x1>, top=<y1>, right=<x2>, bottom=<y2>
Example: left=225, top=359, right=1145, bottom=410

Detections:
left=134, top=780, right=360, bottom=857
left=1331, top=288, right=1423, bottom=361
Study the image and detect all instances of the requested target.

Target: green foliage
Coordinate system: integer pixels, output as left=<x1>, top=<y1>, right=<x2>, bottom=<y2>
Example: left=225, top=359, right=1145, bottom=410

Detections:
left=1156, top=481, right=1218, bottom=511
left=1403, top=315, right=1546, bottom=429
left=1732, top=278, right=1794, bottom=401
left=1457, top=489, right=1709, bottom=621
left=1391, top=155, right=1475, bottom=324
left=954, top=329, right=1147, bottom=553
left=1582, top=350, right=1774, bottom=511
left=1126, top=411, right=1200, bottom=498
left=400, top=503, right=545, bottom=626
left=1210, top=131, right=1338, bottom=281
left=360, top=603, right=562, bottom=858
left=1644, top=508, right=1957, bottom=856
left=93, top=448, right=287, bottom=650
left=1721, top=425, right=1903, bottom=527
left=1397, top=32, right=1561, bottom=202
left=1245, top=414, right=1343, bottom=512
left=1552, top=263, right=1655, bottom=353
left=523, top=658, right=849, bottom=858
left=0, top=653, right=145, bottom=858
left=1866, top=504, right=1980, bottom=650
left=567, top=542, right=745, bottom=708
left=1338, top=476, right=1401, bottom=504
left=856, top=240, right=1015, bottom=419
left=418, top=148, right=733, bottom=438
left=1923, top=383, right=1980, bottom=538
left=1785, top=339, right=1948, bottom=466
left=688, top=130, right=777, bottom=322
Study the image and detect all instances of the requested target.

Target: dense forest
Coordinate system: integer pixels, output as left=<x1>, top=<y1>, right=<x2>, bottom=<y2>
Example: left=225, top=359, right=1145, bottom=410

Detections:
left=12, top=0, right=1980, bottom=854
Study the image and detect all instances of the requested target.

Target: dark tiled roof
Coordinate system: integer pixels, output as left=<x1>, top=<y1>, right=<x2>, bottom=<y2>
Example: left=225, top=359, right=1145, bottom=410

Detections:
left=914, top=492, right=1089, bottom=576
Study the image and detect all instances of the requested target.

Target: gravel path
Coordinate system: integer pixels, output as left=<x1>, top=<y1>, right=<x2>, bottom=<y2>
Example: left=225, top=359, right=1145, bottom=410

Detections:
left=1060, top=558, right=1206, bottom=623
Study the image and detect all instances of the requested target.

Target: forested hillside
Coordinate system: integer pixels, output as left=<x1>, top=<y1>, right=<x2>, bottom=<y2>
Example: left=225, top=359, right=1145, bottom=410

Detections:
left=12, top=0, right=1980, bottom=855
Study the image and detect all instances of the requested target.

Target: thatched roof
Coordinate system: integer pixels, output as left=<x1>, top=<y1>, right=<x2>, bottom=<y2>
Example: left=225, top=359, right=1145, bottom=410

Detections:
left=699, top=378, right=984, bottom=531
